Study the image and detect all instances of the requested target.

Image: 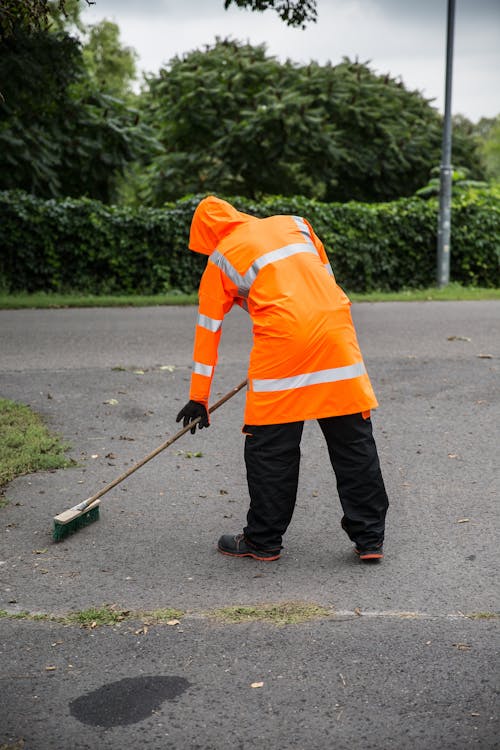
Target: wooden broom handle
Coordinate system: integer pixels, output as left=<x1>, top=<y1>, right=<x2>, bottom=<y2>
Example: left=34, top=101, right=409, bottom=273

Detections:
left=81, top=379, right=248, bottom=507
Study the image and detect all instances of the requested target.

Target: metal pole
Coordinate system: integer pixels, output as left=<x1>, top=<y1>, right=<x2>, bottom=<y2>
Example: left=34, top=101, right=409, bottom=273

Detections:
left=437, top=0, right=456, bottom=287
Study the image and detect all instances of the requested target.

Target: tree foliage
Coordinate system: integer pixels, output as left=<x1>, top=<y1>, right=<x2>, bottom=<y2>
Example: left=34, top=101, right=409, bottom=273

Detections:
left=224, top=0, right=317, bottom=27
left=475, top=115, right=500, bottom=181
left=134, top=39, right=482, bottom=205
left=0, top=0, right=94, bottom=39
left=0, top=21, right=155, bottom=202
left=0, top=4, right=487, bottom=207
left=83, top=20, right=138, bottom=97
left=0, top=0, right=53, bottom=39
left=0, top=0, right=316, bottom=40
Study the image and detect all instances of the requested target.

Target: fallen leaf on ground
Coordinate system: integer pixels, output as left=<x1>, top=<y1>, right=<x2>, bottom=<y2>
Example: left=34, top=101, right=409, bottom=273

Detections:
left=159, top=365, right=175, bottom=372
left=103, top=399, right=119, bottom=405
left=354, top=607, right=362, bottom=616
left=457, top=518, right=470, bottom=523
left=447, top=335, right=471, bottom=342
left=45, top=666, right=57, bottom=671
left=448, top=453, right=458, bottom=459
left=251, top=682, right=264, bottom=688
left=452, top=643, right=472, bottom=651
left=167, top=619, right=181, bottom=626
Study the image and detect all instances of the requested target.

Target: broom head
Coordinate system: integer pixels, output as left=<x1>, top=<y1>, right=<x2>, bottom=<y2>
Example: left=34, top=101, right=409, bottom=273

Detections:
left=52, top=500, right=100, bottom=542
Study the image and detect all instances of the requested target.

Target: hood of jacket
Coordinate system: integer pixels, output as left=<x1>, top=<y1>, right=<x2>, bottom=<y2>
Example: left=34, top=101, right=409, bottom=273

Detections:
left=189, top=196, right=253, bottom=255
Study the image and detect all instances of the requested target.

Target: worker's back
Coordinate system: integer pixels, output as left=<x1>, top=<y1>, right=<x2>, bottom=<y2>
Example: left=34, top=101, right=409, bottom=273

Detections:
left=189, top=196, right=377, bottom=425
left=215, top=214, right=352, bottom=381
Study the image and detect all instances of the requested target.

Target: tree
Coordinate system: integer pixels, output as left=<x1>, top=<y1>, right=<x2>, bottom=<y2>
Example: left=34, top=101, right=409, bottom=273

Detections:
left=133, top=40, right=482, bottom=205
left=0, top=0, right=52, bottom=39
left=224, top=0, right=317, bottom=27
left=0, top=25, right=154, bottom=202
left=46, top=1, right=138, bottom=97
left=475, top=115, right=500, bottom=181
left=137, top=40, right=341, bottom=203
left=1, top=0, right=316, bottom=39
left=0, top=0, right=92, bottom=39
left=83, top=20, right=138, bottom=98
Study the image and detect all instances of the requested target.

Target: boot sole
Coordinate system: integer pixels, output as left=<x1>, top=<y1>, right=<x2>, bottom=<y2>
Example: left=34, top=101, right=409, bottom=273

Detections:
left=218, top=547, right=281, bottom=562
left=355, top=549, right=384, bottom=561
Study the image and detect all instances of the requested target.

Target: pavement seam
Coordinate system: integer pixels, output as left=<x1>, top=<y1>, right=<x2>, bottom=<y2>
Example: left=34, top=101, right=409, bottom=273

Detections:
left=1, top=607, right=498, bottom=626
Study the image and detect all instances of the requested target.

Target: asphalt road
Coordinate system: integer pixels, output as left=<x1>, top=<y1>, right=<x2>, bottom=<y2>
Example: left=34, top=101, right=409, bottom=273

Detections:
left=0, top=301, right=499, bottom=749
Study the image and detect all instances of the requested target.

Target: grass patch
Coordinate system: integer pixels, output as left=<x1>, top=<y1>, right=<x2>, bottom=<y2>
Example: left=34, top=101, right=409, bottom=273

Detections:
left=0, top=399, right=74, bottom=489
left=467, top=612, right=499, bottom=620
left=143, top=608, right=185, bottom=624
left=348, top=283, right=500, bottom=302
left=64, top=606, right=134, bottom=627
left=0, top=739, right=25, bottom=750
left=63, top=606, right=184, bottom=627
left=0, top=605, right=185, bottom=628
left=211, top=601, right=333, bottom=625
left=0, top=284, right=498, bottom=309
left=1, top=603, right=332, bottom=627
left=0, top=291, right=198, bottom=309
left=0, top=610, right=49, bottom=621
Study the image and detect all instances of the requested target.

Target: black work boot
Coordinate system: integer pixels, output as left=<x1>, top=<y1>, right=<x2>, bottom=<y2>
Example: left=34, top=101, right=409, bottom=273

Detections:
left=354, top=544, right=384, bottom=562
left=217, top=533, right=281, bottom=561
left=341, top=518, right=384, bottom=562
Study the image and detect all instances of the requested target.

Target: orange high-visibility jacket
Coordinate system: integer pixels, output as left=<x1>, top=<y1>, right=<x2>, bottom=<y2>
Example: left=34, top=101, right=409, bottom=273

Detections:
left=188, top=196, right=378, bottom=426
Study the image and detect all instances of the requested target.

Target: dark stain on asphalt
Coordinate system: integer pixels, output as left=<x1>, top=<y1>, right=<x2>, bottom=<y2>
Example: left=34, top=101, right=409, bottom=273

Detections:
left=69, top=675, right=190, bottom=727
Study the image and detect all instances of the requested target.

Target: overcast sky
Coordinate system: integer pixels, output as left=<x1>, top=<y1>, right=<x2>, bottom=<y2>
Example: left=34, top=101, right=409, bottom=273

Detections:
left=81, top=0, right=500, bottom=121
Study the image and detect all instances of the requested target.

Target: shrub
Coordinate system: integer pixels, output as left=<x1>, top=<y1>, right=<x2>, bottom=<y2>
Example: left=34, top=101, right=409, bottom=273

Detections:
left=0, top=187, right=498, bottom=294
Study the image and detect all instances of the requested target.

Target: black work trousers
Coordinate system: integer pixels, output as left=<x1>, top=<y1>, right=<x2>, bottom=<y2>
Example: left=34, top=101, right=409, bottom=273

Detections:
left=242, top=413, right=389, bottom=551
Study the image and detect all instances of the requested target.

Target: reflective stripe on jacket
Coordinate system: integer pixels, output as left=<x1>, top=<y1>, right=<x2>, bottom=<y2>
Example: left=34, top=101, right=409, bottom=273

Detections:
left=188, top=196, right=378, bottom=425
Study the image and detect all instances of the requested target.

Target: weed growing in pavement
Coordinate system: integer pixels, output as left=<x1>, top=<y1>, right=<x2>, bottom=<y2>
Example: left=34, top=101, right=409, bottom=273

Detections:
left=210, top=601, right=333, bottom=625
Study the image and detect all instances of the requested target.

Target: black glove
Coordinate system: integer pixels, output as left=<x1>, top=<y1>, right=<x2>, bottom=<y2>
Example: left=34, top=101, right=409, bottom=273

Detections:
left=176, top=400, right=210, bottom=434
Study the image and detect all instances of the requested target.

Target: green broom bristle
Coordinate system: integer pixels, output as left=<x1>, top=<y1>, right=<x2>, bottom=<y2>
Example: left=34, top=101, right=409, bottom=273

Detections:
left=52, top=506, right=100, bottom=542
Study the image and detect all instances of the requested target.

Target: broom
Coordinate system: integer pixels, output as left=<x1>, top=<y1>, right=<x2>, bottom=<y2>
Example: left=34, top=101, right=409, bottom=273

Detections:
left=52, top=379, right=247, bottom=542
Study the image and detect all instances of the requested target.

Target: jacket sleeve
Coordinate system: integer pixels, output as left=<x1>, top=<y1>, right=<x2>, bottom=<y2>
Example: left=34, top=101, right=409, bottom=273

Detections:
left=189, top=260, right=238, bottom=408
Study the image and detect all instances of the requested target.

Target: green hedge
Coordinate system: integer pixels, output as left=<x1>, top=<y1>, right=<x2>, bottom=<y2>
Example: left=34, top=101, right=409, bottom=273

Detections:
left=0, top=188, right=499, bottom=294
